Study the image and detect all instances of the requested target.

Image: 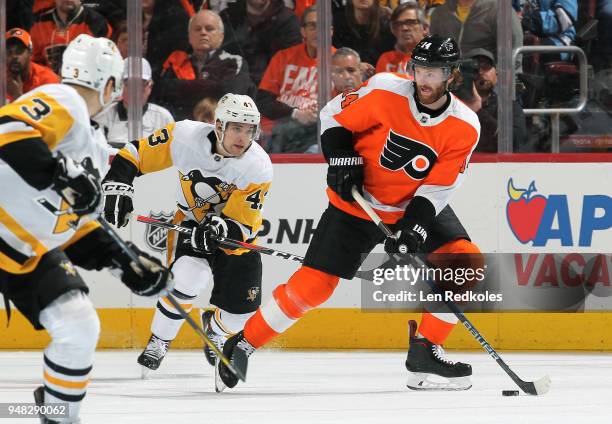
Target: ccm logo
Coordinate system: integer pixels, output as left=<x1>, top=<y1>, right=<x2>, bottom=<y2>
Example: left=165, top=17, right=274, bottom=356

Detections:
left=329, top=157, right=363, bottom=166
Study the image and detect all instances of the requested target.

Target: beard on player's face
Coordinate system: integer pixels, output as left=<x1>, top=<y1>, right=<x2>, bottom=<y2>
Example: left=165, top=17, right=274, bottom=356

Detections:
left=415, top=81, right=447, bottom=105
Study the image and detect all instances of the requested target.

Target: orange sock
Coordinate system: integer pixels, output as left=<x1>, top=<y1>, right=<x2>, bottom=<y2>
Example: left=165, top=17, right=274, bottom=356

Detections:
left=417, top=312, right=458, bottom=345
left=418, top=239, right=482, bottom=345
left=244, top=266, right=339, bottom=348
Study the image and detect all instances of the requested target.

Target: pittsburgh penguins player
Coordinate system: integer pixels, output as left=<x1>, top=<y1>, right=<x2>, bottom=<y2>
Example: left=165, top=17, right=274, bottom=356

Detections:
left=102, top=93, right=273, bottom=376
left=0, top=35, right=170, bottom=424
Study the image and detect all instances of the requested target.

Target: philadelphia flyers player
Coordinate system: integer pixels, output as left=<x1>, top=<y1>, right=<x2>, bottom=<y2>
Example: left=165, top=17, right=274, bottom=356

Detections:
left=102, top=93, right=272, bottom=376
left=0, top=35, right=170, bottom=424
left=216, top=35, right=483, bottom=392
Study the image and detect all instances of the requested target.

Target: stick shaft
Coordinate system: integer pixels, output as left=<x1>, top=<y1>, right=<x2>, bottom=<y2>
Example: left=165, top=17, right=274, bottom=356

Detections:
left=98, top=218, right=245, bottom=381
left=136, top=215, right=304, bottom=263
left=349, top=187, right=546, bottom=395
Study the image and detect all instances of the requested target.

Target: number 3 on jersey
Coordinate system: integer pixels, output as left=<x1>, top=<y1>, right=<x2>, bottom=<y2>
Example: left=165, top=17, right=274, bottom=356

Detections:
left=20, top=98, right=52, bottom=121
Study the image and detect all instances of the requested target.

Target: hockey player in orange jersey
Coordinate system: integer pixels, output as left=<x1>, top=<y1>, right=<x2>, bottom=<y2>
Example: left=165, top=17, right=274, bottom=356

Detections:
left=216, top=35, right=482, bottom=392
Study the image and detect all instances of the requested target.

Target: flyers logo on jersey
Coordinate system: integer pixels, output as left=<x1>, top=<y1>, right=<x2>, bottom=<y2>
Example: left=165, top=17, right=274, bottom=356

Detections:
left=379, top=130, right=437, bottom=180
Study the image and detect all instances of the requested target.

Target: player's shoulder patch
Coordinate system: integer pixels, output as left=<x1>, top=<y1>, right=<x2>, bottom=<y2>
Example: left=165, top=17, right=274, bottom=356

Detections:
left=172, top=119, right=214, bottom=145
left=241, top=142, right=273, bottom=184
left=449, top=95, right=481, bottom=135
left=364, top=72, right=412, bottom=97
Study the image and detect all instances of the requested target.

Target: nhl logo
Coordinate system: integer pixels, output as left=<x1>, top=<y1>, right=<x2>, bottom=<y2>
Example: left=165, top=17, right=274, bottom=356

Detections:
left=144, top=211, right=175, bottom=252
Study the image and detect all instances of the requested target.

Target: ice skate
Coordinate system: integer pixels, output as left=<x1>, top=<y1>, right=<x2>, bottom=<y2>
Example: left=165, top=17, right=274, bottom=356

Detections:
left=215, top=330, right=254, bottom=392
left=137, top=334, right=170, bottom=377
left=201, top=309, right=226, bottom=367
left=405, top=320, right=472, bottom=391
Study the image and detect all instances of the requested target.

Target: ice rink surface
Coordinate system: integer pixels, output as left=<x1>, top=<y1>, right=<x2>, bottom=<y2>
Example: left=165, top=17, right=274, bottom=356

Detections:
left=1, top=350, right=611, bottom=424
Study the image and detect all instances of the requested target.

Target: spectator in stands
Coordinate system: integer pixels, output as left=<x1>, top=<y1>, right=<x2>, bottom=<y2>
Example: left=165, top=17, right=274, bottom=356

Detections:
left=153, top=9, right=255, bottom=120
left=461, top=48, right=528, bottom=152
left=257, top=6, right=328, bottom=153
left=192, top=97, right=219, bottom=123
left=5, top=28, right=60, bottom=102
left=111, top=20, right=129, bottom=58
left=332, top=0, right=395, bottom=67
left=219, top=0, right=302, bottom=85
left=520, top=0, right=578, bottom=61
left=331, top=47, right=364, bottom=96
left=8, top=0, right=35, bottom=30
left=418, top=0, right=446, bottom=16
left=145, top=0, right=192, bottom=81
left=376, top=1, right=428, bottom=73
left=430, top=0, right=523, bottom=60
left=30, top=0, right=111, bottom=74
left=592, top=0, right=612, bottom=70
left=94, top=58, right=174, bottom=149
left=32, top=0, right=54, bottom=14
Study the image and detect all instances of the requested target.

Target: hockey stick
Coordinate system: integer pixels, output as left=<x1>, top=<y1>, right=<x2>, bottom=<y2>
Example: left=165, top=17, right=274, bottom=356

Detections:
left=349, top=187, right=551, bottom=396
left=136, top=215, right=304, bottom=263
left=135, top=215, right=385, bottom=281
left=97, top=218, right=247, bottom=382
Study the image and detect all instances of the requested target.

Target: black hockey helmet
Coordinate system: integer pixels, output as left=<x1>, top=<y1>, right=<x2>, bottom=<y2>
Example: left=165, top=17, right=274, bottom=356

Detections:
left=409, top=35, right=460, bottom=70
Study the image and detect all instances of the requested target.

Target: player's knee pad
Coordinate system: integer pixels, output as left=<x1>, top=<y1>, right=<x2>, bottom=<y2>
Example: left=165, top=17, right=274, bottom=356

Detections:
left=171, top=255, right=213, bottom=298
left=279, top=266, right=340, bottom=317
left=427, top=239, right=484, bottom=293
left=39, top=290, right=100, bottom=368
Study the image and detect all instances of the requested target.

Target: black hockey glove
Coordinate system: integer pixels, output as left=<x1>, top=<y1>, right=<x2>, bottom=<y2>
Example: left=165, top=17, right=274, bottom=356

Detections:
left=326, top=151, right=364, bottom=201
left=102, top=180, right=134, bottom=227
left=384, top=196, right=435, bottom=256
left=112, top=242, right=172, bottom=297
left=385, top=226, right=427, bottom=255
left=50, top=152, right=102, bottom=217
left=190, top=215, right=229, bottom=254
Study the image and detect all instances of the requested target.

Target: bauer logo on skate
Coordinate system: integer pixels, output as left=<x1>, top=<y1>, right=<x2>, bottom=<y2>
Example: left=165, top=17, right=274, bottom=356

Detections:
left=506, top=178, right=612, bottom=247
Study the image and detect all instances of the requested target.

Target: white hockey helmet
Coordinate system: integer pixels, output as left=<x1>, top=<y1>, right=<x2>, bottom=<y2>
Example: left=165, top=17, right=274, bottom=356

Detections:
left=61, top=34, right=124, bottom=107
left=214, top=93, right=261, bottom=144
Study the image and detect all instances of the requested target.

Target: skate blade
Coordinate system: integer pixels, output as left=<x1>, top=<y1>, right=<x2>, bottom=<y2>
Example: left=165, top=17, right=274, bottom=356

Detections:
left=141, top=365, right=152, bottom=380
left=406, top=372, right=472, bottom=391
left=214, top=359, right=227, bottom=393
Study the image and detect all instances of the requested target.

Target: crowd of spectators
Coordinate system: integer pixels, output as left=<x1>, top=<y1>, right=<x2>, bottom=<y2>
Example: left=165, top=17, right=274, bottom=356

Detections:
left=3, top=0, right=612, bottom=152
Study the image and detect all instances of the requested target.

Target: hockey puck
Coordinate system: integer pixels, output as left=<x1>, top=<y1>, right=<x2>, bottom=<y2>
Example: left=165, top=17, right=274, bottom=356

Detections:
left=502, top=390, right=520, bottom=396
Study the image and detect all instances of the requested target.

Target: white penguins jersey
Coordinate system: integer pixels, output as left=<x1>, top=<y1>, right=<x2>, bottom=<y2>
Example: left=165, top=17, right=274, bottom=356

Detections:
left=0, top=84, right=111, bottom=274
left=114, top=120, right=273, bottom=253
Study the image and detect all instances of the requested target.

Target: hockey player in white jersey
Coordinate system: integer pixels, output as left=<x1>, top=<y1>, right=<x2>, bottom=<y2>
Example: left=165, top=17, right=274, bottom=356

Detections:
left=102, top=93, right=273, bottom=378
left=0, top=34, right=171, bottom=424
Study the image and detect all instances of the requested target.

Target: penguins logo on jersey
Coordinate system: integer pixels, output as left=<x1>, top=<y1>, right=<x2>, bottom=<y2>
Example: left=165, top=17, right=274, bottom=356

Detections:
left=179, top=170, right=237, bottom=222
left=379, top=130, right=438, bottom=180
left=144, top=211, right=175, bottom=252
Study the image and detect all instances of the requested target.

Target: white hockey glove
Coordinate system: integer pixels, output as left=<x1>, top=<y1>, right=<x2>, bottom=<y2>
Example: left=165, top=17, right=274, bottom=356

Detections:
left=190, top=215, right=229, bottom=254
left=102, top=181, right=134, bottom=227
left=51, top=152, right=102, bottom=217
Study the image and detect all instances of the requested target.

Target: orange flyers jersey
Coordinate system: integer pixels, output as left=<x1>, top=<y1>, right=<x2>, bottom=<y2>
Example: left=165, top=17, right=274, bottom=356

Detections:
left=375, top=50, right=411, bottom=74
left=117, top=120, right=273, bottom=246
left=259, top=43, right=327, bottom=110
left=320, top=72, right=480, bottom=224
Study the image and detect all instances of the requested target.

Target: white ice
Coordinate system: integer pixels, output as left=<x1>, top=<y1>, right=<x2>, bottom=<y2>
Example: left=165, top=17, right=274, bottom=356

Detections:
left=1, top=350, right=611, bottom=424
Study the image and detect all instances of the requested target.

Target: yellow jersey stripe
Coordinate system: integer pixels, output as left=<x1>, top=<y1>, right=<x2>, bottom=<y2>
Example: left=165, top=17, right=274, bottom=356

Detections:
left=59, top=220, right=101, bottom=250
left=0, top=130, right=42, bottom=148
left=1, top=91, right=74, bottom=150
left=0, top=207, right=48, bottom=274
